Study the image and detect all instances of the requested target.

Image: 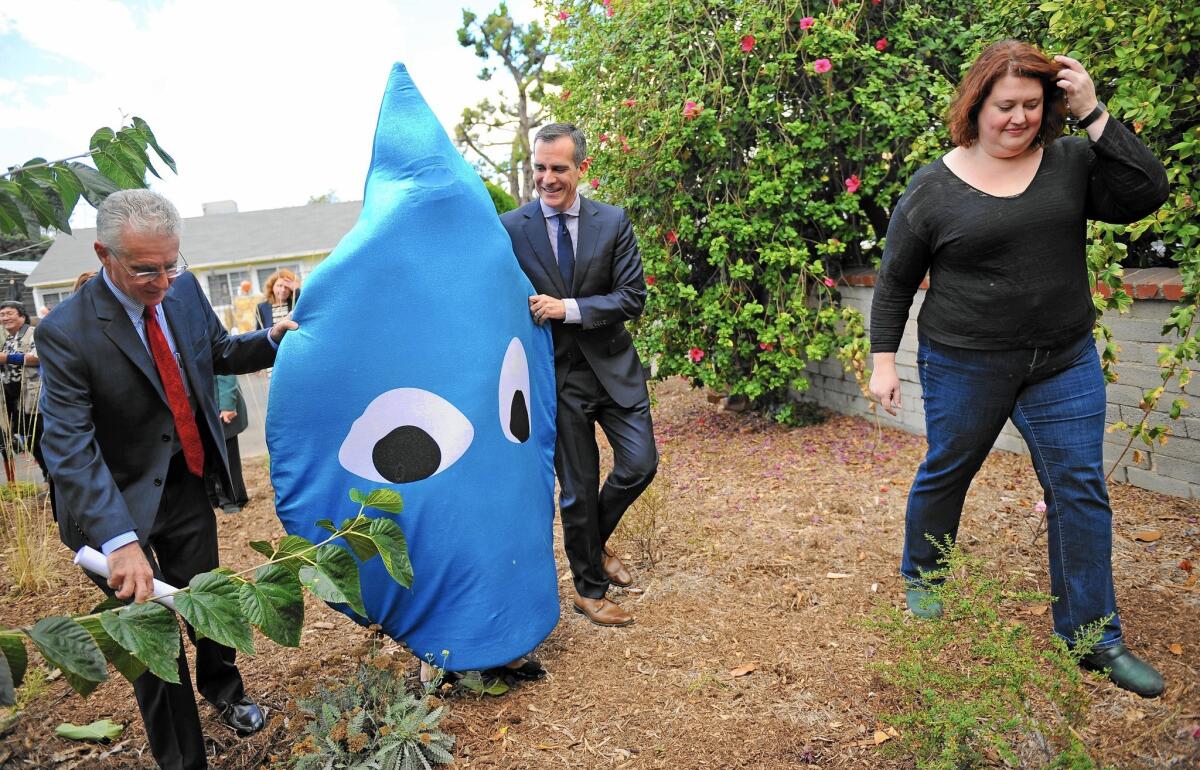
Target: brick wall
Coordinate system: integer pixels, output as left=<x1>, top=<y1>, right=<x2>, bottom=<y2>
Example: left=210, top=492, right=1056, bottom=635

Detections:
left=798, top=267, right=1199, bottom=499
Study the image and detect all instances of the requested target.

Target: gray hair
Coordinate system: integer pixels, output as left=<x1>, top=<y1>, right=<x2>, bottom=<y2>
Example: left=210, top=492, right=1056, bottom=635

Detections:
left=96, top=189, right=182, bottom=252
left=533, top=123, right=587, bottom=167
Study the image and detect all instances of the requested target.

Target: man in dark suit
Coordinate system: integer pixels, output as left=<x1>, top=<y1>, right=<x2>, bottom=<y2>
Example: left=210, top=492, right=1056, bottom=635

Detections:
left=500, top=123, right=657, bottom=627
left=37, top=190, right=296, bottom=770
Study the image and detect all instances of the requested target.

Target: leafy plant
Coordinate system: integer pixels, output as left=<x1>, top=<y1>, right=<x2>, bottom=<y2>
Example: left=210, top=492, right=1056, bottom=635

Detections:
left=291, top=647, right=454, bottom=770
left=1, top=117, right=174, bottom=239
left=55, top=719, right=124, bottom=742
left=872, top=539, right=1109, bottom=769
left=0, top=487, right=412, bottom=709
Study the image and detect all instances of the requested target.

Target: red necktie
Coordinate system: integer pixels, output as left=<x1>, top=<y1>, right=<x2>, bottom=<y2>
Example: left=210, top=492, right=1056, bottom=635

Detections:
left=144, top=305, right=205, bottom=477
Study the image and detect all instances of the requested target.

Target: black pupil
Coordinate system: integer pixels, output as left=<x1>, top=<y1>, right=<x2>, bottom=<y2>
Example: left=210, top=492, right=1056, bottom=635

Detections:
left=372, top=426, right=441, bottom=483
left=509, top=391, right=530, bottom=443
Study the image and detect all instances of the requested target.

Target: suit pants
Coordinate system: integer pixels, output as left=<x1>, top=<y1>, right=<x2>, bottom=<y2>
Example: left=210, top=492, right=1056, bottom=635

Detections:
left=555, top=364, right=658, bottom=598
left=90, top=452, right=246, bottom=770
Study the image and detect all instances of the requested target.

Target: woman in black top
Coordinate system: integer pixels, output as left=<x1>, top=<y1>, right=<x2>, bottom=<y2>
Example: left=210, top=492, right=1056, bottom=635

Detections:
left=869, top=41, right=1169, bottom=697
left=256, top=269, right=301, bottom=331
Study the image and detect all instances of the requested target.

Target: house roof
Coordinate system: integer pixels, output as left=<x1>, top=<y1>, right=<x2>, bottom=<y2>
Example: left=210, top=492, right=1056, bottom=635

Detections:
left=28, top=200, right=363, bottom=287
left=0, top=261, right=37, bottom=276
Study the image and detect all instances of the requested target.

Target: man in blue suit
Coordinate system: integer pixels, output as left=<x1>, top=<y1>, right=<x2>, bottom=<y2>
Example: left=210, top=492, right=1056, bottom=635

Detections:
left=37, top=190, right=296, bottom=770
left=501, top=123, right=658, bottom=627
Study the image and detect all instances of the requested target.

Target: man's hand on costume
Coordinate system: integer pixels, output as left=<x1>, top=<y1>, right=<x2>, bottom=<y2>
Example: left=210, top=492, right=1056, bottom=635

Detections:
left=108, top=542, right=155, bottom=603
left=529, top=295, right=566, bottom=325
left=269, top=318, right=299, bottom=344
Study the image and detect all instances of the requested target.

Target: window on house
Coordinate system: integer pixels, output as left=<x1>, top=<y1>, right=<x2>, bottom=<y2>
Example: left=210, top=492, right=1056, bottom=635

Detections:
left=207, top=270, right=251, bottom=309
left=42, top=291, right=68, bottom=310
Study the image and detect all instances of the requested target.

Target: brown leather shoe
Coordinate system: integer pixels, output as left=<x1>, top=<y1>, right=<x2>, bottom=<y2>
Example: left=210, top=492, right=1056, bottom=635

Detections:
left=603, top=545, right=634, bottom=588
left=572, top=595, right=633, bottom=627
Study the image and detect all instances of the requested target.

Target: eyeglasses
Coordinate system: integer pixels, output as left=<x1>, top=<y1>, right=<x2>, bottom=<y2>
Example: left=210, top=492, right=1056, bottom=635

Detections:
left=106, top=248, right=189, bottom=283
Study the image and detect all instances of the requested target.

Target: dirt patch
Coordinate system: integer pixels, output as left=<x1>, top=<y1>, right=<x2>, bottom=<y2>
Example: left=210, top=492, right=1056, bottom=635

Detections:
left=2, top=379, right=1197, bottom=769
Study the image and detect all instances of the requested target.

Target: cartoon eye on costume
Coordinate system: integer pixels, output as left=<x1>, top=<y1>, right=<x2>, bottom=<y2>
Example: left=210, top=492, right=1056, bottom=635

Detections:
left=339, top=389, right=473, bottom=484
left=499, top=337, right=531, bottom=443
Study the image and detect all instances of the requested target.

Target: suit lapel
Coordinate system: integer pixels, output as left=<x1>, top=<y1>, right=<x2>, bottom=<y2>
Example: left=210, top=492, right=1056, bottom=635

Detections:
left=572, top=197, right=602, bottom=295
left=521, top=201, right=567, bottom=296
left=95, top=278, right=167, bottom=405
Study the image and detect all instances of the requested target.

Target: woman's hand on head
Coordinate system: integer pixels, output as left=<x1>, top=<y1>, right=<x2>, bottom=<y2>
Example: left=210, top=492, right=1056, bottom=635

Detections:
left=1053, top=55, right=1098, bottom=118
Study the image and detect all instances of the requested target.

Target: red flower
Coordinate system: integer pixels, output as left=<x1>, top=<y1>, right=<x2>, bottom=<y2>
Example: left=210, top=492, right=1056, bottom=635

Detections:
left=873, top=0, right=881, bottom=4
left=683, top=100, right=702, bottom=119
left=606, top=4, right=614, bottom=16
left=665, top=229, right=678, bottom=244
left=813, top=58, right=832, bottom=74
left=799, top=16, right=815, bottom=30
left=844, top=174, right=861, bottom=193
left=622, top=98, right=637, bottom=107
left=759, top=342, right=775, bottom=351
left=740, top=35, right=755, bottom=53
left=560, top=89, right=571, bottom=100
left=875, top=37, right=888, bottom=51
left=645, top=275, right=657, bottom=286
left=688, top=347, right=705, bottom=363
left=823, top=277, right=835, bottom=288
left=598, top=133, right=609, bottom=143
left=557, top=10, right=569, bottom=20
left=590, top=178, right=600, bottom=189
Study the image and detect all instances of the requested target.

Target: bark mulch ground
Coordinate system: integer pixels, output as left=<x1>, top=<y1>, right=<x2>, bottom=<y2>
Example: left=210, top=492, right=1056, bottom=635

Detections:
left=1, top=379, right=1197, bottom=769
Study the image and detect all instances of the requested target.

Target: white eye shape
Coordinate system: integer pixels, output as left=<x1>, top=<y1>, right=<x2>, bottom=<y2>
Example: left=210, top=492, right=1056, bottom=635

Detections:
left=338, top=389, right=473, bottom=484
left=499, top=337, right=531, bottom=444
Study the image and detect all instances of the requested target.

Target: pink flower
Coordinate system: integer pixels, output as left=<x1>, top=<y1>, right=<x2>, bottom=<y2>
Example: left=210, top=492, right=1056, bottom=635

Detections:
left=606, top=4, right=614, bottom=16
left=557, top=10, right=569, bottom=20
left=590, top=178, right=599, bottom=189
left=875, top=37, right=888, bottom=51
left=598, top=133, right=609, bottom=143
left=1035, top=500, right=1048, bottom=513
left=740, top=35, right=755, bottom=53
left=813, top=58, right=832, bottom=74
left=683, top=100, right=702, bottom=119
left=844, top=174, right=861, bottom=193
left=823, top=277, right=835, bottom=287
left=688, top=347, right=705, bottom=363
left=665, top=230, right=678, bottom=244
left=799, top=16, right=815, bottom=30
left=622, top=98, right=637, bottom=107
left=759, top=342, right=775, bottom=351
left=645, top=275, right=656, bottom=286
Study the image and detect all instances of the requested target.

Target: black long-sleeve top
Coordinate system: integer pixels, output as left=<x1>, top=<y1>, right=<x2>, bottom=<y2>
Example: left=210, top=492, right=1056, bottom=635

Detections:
left=870, top=118, right=1169, bottom=353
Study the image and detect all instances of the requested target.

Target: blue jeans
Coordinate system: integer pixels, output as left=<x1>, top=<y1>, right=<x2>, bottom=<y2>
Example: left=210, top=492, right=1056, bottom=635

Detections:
left=902, top=331, right=1122, bottom=649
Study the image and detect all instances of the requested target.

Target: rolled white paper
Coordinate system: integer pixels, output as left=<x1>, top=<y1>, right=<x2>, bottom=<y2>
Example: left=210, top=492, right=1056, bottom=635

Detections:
left=74, top=545, right=179, bottom=611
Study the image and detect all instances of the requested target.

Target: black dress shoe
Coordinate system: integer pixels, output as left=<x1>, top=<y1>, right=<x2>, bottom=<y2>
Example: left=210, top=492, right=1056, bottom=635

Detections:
left=218, top=696, right=266, bottom=736
left=484, top=658, right=546, bottom=683
left=1080, top=643, right=1164, bottom=698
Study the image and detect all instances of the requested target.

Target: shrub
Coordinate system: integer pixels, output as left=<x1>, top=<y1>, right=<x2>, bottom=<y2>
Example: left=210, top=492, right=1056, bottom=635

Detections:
left=483, top=178, right=518, bottom=214
left=552, top=0, right=986, bottom=416
left=872, top=540, right=1110, bottom=770
left=291, top=649, right=455, bottom=770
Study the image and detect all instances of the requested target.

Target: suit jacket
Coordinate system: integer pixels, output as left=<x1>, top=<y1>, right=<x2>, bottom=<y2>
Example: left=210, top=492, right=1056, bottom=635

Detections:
left=38, top=271, right=277, bottom=551
left=500, top=196, right=649, bottom=408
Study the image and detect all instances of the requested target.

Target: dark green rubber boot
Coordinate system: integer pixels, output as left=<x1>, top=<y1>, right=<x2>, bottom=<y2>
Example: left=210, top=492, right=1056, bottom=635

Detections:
left=1080, top=643, right=1164, bottom=698
left=905, top=587, right=943, bottom=619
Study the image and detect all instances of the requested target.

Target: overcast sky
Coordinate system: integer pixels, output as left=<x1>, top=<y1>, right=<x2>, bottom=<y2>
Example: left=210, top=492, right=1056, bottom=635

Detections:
left=0, top=0, right=542, bottom=229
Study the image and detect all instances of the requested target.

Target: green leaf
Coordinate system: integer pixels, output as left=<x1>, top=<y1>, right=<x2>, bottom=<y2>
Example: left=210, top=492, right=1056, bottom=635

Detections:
left=368, top=518, right=414, bottom=589
left=89, top=127, right=145, bottom=190
left=77, top=615, right=146, bottom=685
left=238, top=564, right=303, bottom=647
left=132, top=117, right=177, bottom=173
left=55, top=719, right=124, bottom=742
left=458, top=672, right=510, bottom=696
left=338, top=516, right=379, bottom=562
left=115, top=127, right=160, bottom=179
left=316, top=518, right=337, bottom=535
left=26, top=617, right=108, bottom=697
left=0, top=630, right=28, bottom=691
left=0, top=651, right=13, bottom=708
left=264, top=534, right=318, bottom=575
left=89, top=597, right=127, bottom=614
left=66, top=162, right=119, bottom=207
left=99, top=602, right=180, bottom=684
left=49, top=162, right=83, bottom=226
left=15, top=174, right=59, bottom=230
left=174, top=572, right=255, bottom=655
left=248, top=540, right=274, bottom=560
left=363, top=488, right=404, bottom=514
left=299, top=544, right=365, bottom=616
left=0, top=190, right=25, bottom=235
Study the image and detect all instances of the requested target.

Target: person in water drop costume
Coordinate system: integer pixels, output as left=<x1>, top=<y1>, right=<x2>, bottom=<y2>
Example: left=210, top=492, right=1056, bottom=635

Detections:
left=267, top=63, right=559, bottom=682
